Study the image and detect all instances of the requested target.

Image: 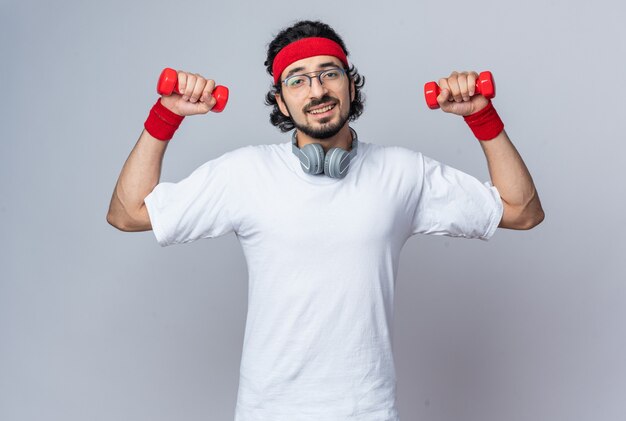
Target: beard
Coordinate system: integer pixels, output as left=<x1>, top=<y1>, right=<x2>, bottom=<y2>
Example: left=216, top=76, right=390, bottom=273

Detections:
left=289, top=95, right=351, bottom=140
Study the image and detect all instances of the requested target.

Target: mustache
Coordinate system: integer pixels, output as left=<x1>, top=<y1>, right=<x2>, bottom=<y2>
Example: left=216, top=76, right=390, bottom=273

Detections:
left=304, top=96, right=337, bottom=112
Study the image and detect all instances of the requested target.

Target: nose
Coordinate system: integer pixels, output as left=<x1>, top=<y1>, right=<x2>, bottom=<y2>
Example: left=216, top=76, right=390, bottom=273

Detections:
left=308, top=74, right=328, bottom=98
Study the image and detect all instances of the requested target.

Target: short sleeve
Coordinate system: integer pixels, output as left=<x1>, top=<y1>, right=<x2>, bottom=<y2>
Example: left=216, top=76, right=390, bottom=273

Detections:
left=411, top=154, right=503, bottom=241
left=143, top=154, right=235, bottom=247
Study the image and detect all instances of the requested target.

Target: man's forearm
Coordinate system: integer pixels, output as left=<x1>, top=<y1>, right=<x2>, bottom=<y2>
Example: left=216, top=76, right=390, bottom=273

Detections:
left=106, top=129, right=168, bottom=231
left=479, top=129, right=544, bottom=229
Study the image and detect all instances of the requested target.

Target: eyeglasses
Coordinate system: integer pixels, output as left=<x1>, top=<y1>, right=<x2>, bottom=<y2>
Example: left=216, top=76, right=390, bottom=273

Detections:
left=282, top=68, right=347, bottom=95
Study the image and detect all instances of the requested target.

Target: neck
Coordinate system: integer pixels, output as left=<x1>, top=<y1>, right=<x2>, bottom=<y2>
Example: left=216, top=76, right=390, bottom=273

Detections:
left=295, top=124, right=352, bottom=153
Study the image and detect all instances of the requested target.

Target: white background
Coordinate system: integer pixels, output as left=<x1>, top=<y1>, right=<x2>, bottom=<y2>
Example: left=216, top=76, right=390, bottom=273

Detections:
left=2, top=0, right=625, bottom=420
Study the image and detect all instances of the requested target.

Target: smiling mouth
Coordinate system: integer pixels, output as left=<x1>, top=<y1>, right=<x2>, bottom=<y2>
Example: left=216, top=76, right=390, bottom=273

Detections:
left=308, top=104, right=336, bottom=115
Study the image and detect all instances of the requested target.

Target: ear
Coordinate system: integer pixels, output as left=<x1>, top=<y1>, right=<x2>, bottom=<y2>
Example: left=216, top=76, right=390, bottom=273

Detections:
left=349, top=79, right=355, bottom=102
left=275, top=92, right=291, bottom=117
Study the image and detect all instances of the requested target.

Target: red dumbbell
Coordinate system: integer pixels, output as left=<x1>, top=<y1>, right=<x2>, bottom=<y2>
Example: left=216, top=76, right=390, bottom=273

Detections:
left=424, top=71, right=495, bottom=109
left=157, top=67, right=229, bottom=113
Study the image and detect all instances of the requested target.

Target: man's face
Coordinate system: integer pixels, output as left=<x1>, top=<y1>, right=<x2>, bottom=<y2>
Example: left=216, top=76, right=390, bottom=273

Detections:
left=275, top=55, right=354, bottom=140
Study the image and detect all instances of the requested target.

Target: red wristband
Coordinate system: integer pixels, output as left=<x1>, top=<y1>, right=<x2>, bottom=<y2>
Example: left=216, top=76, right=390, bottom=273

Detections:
left=144, top=98, right=185, bottom=141
left=463, top=100, right=504, bottom=141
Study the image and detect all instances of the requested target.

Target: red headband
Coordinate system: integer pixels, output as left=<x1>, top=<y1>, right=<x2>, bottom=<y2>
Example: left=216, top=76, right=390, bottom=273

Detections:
left=272, top=37, right=349, bottom=85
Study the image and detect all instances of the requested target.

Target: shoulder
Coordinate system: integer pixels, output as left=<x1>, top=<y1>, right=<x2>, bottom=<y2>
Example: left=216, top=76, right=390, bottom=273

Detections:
left=191, top=143, right=292, bottom=186
left=223, top=143, right=286, bottom=160
left=205, top=142, right=287, bottom=167
left=360, top=142, right=425, bottom=169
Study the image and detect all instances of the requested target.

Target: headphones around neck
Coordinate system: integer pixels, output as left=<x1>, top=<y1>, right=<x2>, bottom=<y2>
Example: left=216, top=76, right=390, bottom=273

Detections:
left=291, top=128, right=359, bottom=179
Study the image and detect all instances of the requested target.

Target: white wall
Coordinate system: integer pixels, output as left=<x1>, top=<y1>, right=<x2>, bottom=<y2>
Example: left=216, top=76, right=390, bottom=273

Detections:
left=2, top=0, right=625, bottom=420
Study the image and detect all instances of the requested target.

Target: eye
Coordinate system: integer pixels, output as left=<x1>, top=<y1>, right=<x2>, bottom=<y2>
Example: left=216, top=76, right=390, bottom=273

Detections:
left=286, top=76, right=306, bottom=88
left=322, top=70, right=340, bottom=80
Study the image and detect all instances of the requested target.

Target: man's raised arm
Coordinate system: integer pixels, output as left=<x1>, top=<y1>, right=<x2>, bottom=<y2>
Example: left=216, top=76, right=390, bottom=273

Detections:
left=106, top=129, right=168, bottom=231
left=435, top=71, right=545, bottom=230
left=106, top=70, right=219, bottom=231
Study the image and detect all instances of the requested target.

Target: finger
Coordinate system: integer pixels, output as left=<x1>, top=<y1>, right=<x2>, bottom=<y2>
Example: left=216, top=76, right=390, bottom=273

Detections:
left=200, top=79, right=216, bottom=104
left=446, top=72, right=462, bottom=102
left=438, top=78, right=452, bottom=102
left=437, top=86, right=451, bottom=108
left=457, top=72, right=469, bottom=101
left=190, top=74, right=206, bottom=103
left=195, top=99, right=214, bottom=115
left=181, top=73, right=197, bottom=100
left=202, top=96, right=217, bottom=111
left=468, top=71, right=478, bottom=97
left=177, top=71, right=188, bottom=97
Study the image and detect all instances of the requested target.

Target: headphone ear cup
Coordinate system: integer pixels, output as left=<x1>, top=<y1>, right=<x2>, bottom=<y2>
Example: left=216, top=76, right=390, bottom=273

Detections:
left=300, top=143, right=325, bottom=175
left=324, top=147, right=349, bottom=179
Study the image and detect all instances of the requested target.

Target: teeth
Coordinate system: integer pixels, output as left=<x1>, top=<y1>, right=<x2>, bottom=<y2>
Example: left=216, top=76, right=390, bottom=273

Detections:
left=309, top=104, right=335, bottom=114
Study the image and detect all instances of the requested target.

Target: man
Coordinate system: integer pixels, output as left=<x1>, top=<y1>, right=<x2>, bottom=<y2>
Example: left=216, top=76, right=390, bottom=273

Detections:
left=107, top=20, right=543, bottom=421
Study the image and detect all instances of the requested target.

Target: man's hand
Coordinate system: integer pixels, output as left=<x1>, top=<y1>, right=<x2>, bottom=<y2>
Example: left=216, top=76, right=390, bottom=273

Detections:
left=160, top=70, right=218, bottom=116
left=437, top=71, right=490, bottom=116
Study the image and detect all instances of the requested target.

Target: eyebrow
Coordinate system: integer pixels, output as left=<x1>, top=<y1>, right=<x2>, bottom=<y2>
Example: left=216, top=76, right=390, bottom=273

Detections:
left=284, top=61, right=340, bottom=79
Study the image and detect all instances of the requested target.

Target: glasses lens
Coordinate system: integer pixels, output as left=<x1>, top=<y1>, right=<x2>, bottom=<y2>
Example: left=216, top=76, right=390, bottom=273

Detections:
left=284, top=69, right=345, bottom=94
left=286, top=75, right=307, bottom=89
left=320, top=69, right=342, bottom=82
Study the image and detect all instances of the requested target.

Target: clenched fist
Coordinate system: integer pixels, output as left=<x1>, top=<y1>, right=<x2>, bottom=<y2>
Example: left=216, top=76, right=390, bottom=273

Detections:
left=437, top=71, right=490, bottom=116
left=160, top=70, right=218, bottom=116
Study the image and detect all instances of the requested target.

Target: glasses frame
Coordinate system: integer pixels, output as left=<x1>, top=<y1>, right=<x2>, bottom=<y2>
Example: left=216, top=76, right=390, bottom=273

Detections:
left=281, top=67, right=347, bottom=92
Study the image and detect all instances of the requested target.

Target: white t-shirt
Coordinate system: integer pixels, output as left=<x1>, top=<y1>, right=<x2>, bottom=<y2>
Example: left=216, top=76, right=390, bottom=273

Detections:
left=144, top=139, right=503, bottom=421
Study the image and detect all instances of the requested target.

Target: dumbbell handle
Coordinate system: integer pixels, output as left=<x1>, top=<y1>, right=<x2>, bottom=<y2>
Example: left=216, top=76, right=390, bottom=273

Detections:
left=157, top=67, right=229, bottom=113
left=424, top=71, right=495, bottom=109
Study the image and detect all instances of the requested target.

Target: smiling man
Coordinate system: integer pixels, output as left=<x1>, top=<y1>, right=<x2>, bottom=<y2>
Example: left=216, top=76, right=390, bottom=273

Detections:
left=107, top=20, right=543, bottom=421
left=274, top=45, right=354, bottom=142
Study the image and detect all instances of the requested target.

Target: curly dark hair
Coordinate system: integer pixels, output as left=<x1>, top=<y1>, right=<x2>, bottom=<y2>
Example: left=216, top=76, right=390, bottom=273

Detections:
left=264, top=20, right=366, bottom=132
